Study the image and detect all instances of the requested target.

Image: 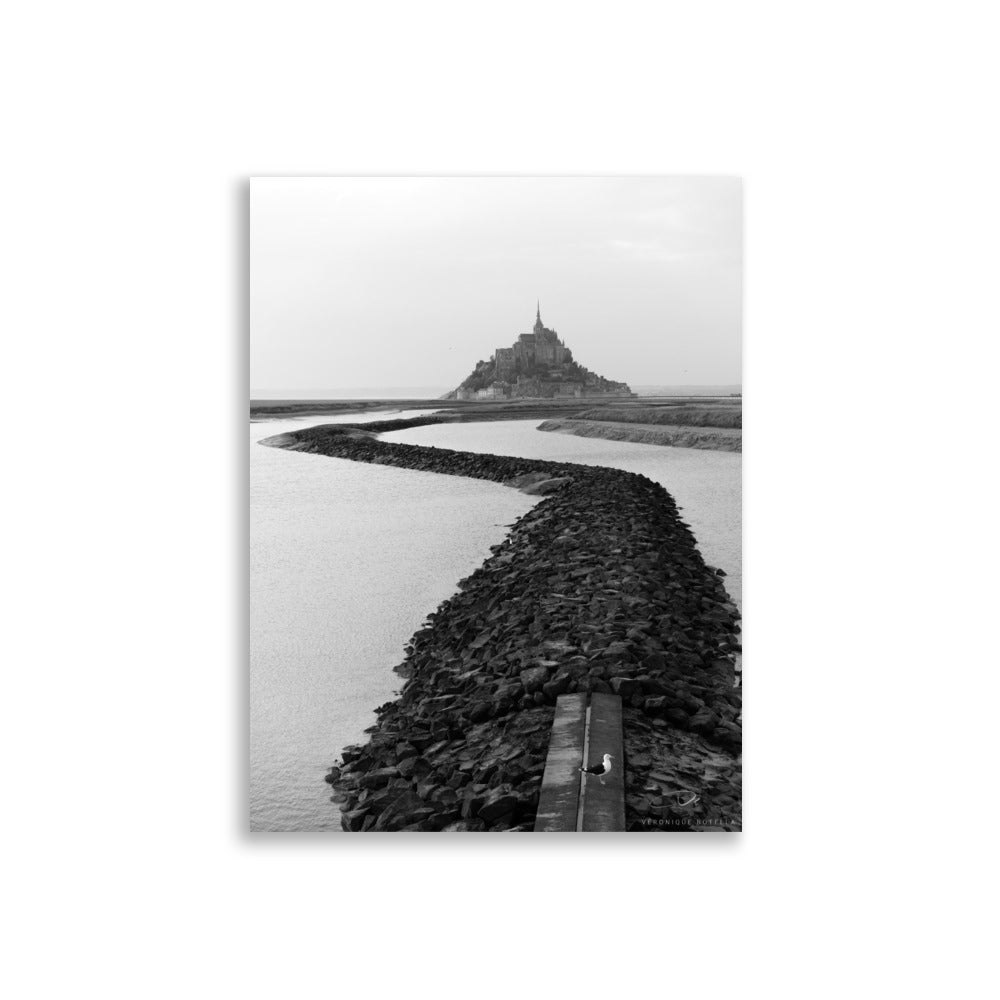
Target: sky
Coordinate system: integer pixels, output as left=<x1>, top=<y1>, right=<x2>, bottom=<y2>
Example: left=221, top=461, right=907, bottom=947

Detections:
left=250, top=177, right=741, bottom=395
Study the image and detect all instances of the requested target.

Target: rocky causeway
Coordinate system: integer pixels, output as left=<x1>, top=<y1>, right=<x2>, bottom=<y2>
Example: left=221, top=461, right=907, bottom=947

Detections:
left=262, top=419, right=742, bottom=831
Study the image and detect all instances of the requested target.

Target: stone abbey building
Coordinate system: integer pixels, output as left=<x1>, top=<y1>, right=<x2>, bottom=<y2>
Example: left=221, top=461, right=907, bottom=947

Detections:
left=448, top=304, right=635, bottom=401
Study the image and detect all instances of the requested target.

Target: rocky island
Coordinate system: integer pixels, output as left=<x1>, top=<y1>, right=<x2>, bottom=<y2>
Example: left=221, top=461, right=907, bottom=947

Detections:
left=447, top=304, right=635, bottom=401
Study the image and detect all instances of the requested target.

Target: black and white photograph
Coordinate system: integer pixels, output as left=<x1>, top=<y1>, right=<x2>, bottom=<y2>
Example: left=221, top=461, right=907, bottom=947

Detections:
left=7, top=2, right=997, bottom=995
left=250, top=176, right=742, bottom=832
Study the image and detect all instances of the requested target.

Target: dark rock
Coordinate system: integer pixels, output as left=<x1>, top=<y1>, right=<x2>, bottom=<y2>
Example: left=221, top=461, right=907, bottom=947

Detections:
left=410, top=757, right=433, bottom=779
left=359, top=767, right=398, bottom=789
left=441, top=819, right=486, bottom=832
left=397, top=756, right=420, bottom=779
left=503, top=471, right=553, bottom=490
left=521, top=476, right=573, bottom=495
left=542, top=671, right=572, bottom=699
left=519, top=665, right=549, bottom=693
left=416, top=778, right=439, bottom=800
left=460, top=788, right=488, bottom=820
left=468, top=702, right=491, bottom=723
left=691, top=709, right=717, bottom=729
left=642, top=677, right=670, bottom=696
left=341, top=808, right=369, bottom=832
left=610, top=677, right=636, bottom=699
left=478, top=787, right=519, bottom=823
left=643, top=652, right=666, bottom=672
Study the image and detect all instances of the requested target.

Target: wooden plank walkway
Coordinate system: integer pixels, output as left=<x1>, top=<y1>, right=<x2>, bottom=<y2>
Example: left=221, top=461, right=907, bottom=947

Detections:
left=534, top=692, right=625, bottom=832
left=579, top=692, right=626, bottom=832
left=533, top=692, right=587, bottom=832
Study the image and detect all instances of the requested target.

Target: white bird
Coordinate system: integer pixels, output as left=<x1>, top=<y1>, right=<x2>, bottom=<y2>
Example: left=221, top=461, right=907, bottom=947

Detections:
left=580, top=753, right=614, bottom=784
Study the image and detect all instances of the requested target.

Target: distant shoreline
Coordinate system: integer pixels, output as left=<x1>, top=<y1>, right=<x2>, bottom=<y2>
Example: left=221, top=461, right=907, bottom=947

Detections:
left=251, top=396, right=742, bottom=453
left=538, top=418, right=742, bottom=453
left=251, top=393, right=739, bottom=419
left=249, top=399, right=442, bottom=421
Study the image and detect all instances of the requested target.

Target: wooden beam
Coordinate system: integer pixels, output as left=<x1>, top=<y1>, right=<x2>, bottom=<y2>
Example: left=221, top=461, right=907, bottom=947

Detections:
left=579, top=693, right=625, bottom=832
left=534, top=693, right=588, bottom=832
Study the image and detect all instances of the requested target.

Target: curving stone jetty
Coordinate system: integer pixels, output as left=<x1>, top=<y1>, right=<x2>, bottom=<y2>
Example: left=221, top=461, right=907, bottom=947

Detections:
left=263, top=421, right=741, bottom=832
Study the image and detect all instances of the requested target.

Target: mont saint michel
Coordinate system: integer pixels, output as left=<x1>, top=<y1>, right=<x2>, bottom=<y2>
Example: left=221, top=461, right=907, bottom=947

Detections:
left=448, top=303, right=635, bottom=400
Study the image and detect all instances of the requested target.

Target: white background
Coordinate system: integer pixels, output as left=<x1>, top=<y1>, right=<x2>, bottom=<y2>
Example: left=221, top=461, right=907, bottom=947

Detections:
left=3, top=2, right=998, bottom=997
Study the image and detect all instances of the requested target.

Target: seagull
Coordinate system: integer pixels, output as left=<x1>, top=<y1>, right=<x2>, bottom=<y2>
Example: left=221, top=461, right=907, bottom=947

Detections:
left=580, top=753, right=614, bottom=784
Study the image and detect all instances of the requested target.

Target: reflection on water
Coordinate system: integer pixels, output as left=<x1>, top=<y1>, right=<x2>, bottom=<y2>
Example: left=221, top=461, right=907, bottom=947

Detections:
left=383, top=420, right=742, bottom=607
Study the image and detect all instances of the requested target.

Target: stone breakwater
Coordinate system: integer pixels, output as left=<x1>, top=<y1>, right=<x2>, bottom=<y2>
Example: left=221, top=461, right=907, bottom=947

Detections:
left=262, top=423, right=742, bottom=831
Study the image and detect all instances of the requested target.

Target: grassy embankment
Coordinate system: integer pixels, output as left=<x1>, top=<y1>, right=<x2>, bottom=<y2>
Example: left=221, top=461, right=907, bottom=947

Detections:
left=538, top=405, right=742, bottom=452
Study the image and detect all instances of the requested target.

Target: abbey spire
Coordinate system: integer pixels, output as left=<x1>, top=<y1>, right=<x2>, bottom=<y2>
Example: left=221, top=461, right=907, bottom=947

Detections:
left=534, top=300, right=543, bottom=332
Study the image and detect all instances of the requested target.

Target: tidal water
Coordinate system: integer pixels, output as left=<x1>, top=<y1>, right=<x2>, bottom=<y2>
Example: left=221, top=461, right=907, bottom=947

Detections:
left=249, top=410, right=536, bottom=831
left=383, top=420, right=742, bottom=607
left=250, top=411, right=741, bottom=832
